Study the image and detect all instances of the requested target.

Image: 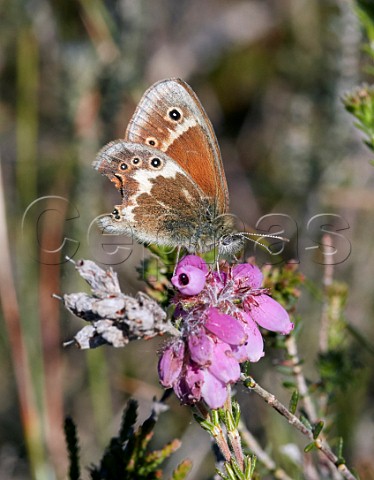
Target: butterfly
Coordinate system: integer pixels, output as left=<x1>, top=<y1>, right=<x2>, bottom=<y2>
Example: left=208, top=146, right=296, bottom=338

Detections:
left=94, top=78, right=251, bottom=256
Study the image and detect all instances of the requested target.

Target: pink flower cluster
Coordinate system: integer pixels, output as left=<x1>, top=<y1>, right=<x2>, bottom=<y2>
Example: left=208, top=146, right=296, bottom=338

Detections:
left=158, top=256, right=294, bottom=409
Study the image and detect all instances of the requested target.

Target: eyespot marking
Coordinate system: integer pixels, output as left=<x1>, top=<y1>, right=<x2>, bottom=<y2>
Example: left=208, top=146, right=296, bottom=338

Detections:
left=147, top=137, right=158, bottom=147
left=150, top=157, right=162, bottom=169
left=167, top=107, right=183, bottom=122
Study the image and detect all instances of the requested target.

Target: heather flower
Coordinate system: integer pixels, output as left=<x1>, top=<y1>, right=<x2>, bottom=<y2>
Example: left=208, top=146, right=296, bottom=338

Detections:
left=171, top=254, right=207, bottom=295
left=231, top=313, right=264, bottom=363
left=158, top=256, right=294, bottom=409
left=232, top=263, right=263, bottom=288
left=244, top=293, right=293, bottom=335
left=204, top=307, right=247, bottom=345
left=158, top=340, right=185, bottom=388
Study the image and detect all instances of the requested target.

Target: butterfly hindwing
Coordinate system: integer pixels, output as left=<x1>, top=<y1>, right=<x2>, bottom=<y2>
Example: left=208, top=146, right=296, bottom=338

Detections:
left=94, top=140, right=215, bottom=249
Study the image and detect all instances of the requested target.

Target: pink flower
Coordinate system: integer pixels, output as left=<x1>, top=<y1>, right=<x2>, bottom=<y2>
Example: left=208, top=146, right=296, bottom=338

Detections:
left=158, top=257, right=294, bottom=409
left=207, top=341, right=240, bottom=384
left=244, top=294, right=294, bottom=335
left=158, top=306, right=246, bottom=409
left=231, top=313, right=264, bottom=363
left=201, top=370, right=228, bottom=409
left=188, top=328, right=214, bottom=365
left=174, top=363, right=204, bottom=405
left=204, top=307, right=247, bottom=345
left=232, top=263, right=263, bottom=289
left=171, top=255, right=207, bottom=295
left=158, top=340, right=185, bottom=388
left=177, top=255, right=208, bottom=273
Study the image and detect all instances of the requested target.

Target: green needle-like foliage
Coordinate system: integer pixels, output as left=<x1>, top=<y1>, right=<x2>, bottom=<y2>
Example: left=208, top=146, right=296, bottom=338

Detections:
left=64, top=417, right=81, bottom=480
left=171, top=460, right=193, bottom=480
left=65, top=399, right=190, bottom=480
left=343, top=85, right=374, bottom=155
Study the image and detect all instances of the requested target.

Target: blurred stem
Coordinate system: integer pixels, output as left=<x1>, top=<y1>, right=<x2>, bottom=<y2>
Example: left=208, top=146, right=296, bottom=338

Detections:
left=319, top=238, right=334, bottom=353
left=86, top=349, right=113, bottom=447
left=241, top=375, right=356, bottom=480
left=284, top=334, right=339, bottom=479
left=38, top=198, right=68, bottom=476
left=318, top=235, right=334, bottom=418
left=284, top=334, right=318, bottom=422
left=238, top=420, right=293, bottom=480
left=78, top=0, right=120, bottom=63
left=16, top=28, right=38, bottom=207
left=0, top=161, right=47, bottom=479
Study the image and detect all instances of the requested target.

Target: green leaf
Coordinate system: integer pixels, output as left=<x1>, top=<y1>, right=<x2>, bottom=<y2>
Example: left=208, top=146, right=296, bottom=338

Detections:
left=289, top=390, right=299, bottom=415
left=171, top=459, right=193, bottom=480
left=193, top=416, right=215, bottom=433
left=143, top=439, right=181, bottom=473
left=336, top=437, right=346, bottom=465
left=282, top=381, right=296, bottom=389
left=230, top=458, right=245, bottom=479
left=232, top=401, right=241, bottom=428
left=312, top=420, right=324, bottom=439
left=211, top=409, right=220, bottom=425
left=223, top=462, right=238, bottom=480
left=249, top=455, right=257, bottom=477
left=300, top=414, right=312, bottom=431
left=357, top=0, right=374, bottom=28
left=216, top=469, right=231, bottom=480
left=88, top=399, right=187, bottom=479
left=304, top=441, right=317, bottom=453
left=225, top=410, right=236, bottom=432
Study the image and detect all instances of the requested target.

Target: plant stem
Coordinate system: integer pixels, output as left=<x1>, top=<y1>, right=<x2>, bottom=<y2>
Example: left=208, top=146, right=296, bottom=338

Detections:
left=241, top=375, right=357, bottom=480
left=238, top=420, right=293, bottom=480
left=194, top=402, right=232, bottom=463
left=225, top=392, right=244, bottom=470
left=0, top=161, right=46, bottom=478
left=285, top=334, right=318, bottom=422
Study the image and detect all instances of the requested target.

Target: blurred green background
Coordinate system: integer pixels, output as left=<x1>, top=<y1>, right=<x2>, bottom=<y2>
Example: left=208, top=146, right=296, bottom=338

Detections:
left=1, top=0, right=374, bottom=479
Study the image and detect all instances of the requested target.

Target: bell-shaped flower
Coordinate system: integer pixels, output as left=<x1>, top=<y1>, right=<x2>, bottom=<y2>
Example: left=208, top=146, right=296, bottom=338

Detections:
left=177, top=255, right=208, bottom=273
left=188, top=328, right=214, bottom=366
left=158, top=257, right=297, bottom=410
left=231, top=313, right=264, bottom=363
left=172, top=260, right=207, bottom=295
left=232, top=263, right=263, bottom=289
left=174, top=362, right=204, bottom=405
left=204, top=307, right=247, bottom=345
left=208, top=341, right=241, bottom=384
left=201, top=369, right=228, bottom=409
left=158, top=340, right=185, bottom=388
left=245, top=294, right=294, bottom=335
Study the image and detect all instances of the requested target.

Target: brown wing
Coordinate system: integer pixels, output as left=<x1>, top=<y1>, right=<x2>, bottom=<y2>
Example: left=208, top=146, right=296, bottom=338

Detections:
left=124, top=78, right=229, bottom=214
left=93, top=140, right=216, bottom=251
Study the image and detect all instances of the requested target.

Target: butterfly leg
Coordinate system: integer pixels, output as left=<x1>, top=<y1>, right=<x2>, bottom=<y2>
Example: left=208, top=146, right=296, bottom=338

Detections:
left=173, top=246, right=182, bottom=274
left=215, top=257, right=223, bottom=279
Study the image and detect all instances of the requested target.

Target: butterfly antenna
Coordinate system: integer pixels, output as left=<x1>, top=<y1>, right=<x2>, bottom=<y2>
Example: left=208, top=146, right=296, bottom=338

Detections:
left=237, top=231, right=289, bottom=243
left=236, top=232, right=289, bottom=255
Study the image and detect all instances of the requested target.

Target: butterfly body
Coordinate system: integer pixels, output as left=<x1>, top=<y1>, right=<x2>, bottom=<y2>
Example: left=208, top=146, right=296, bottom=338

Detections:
left=94, top=79, right=243, bottom=255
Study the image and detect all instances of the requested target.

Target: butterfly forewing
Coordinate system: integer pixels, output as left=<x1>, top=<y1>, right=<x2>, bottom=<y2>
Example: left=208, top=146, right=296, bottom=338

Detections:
left=125, top=78, right=229, bottom=214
